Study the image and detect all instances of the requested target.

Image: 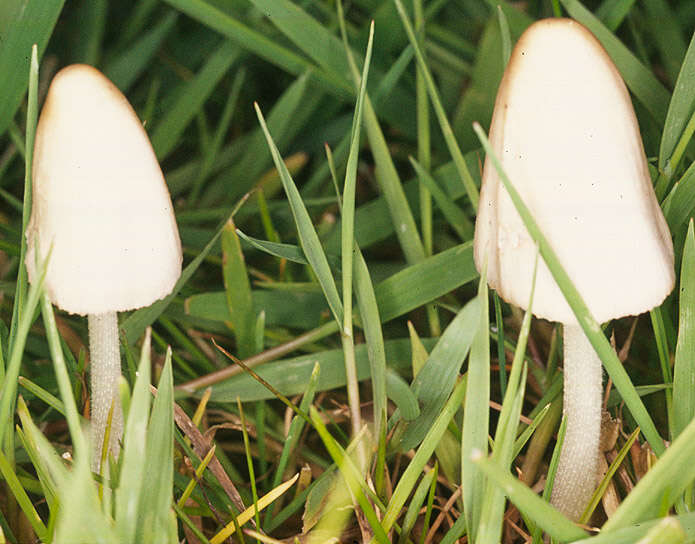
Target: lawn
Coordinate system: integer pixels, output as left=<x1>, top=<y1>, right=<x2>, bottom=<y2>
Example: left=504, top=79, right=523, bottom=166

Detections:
left=1, top=0, right=695, bottom=543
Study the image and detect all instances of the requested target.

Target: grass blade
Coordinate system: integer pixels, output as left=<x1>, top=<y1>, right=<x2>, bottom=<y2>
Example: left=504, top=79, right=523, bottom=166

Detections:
left=104, top=11, right=178, bottom=92
left=473, top=451, right=587, bottom=542
left=462, top=266, right=490, bottom=540
left=380, top=378, right=468, bottom=536
left=0, top=0, right=64, bottom=137
left=659, top=31, right=695, bottom=178
left=161, top=0, right=351, bottom=100
left=136, top=351, right=175, bottom=544
left=115, top=331, right=153, bottom=543
left=672, top=219, right=695, bottom=440
left=255, top=103, right=344, bottom=326
left=222, top=218, right=256, bottom=359
left=151, top=39, right=239, bottom=159
left=409, top=156, right=473, bottom=240
left=393, top=0, right=479, bottom=209
left=339, top=20, right=375, bottom=441
left=398, top=297, right=480, bottom=450
left=560, top=0, right=670, bottom=124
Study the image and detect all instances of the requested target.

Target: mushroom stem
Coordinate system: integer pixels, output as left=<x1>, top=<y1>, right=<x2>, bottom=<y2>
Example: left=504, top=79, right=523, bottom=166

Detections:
left=88, top=311, right=123, bottom=469
left=550, top=323, right=602, bottom=521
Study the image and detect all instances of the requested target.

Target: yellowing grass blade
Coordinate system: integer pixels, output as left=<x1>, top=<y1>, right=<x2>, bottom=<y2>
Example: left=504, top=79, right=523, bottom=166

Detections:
left=210, top=473, right=299, bottom=544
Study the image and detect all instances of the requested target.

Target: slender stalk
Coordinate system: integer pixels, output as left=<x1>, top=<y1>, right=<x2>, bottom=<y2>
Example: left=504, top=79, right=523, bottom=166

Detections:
left=414, top=0, right=441, bottom=339
left=88, top=311, right=123, bottom=469
left=550, top=324, right=603, bottom=520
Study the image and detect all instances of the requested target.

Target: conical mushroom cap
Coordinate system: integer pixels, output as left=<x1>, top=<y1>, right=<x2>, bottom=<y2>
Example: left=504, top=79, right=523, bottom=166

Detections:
left=26, top=64, right=182, bottom=315
left=474, top=19, right=674, bottom=324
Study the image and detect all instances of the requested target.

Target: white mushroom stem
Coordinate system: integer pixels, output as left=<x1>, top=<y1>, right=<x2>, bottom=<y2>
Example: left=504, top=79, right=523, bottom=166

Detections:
left=88, top=311, right=123, bottom=470
left=550, top=323, right=603, bottom=521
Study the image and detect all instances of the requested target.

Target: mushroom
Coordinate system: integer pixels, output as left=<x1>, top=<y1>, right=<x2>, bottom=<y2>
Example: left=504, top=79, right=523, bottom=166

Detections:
left=473, top=19, right=674, bottom=520
left=26, top=64, right=182, bottom=468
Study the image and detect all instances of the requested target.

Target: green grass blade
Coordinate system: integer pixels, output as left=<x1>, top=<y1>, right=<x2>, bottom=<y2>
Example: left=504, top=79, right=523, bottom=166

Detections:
left=473, top=122, right=665, bottom=456
left=462, top=267, right=490, bottom=540
left=161, top=0, right=351, bottom=100
left=104, top=11, right=178, bottom=92
left=580, top=427, right=639, bottom=524
left=15, top=401, right=61, bottom=511
left=70, top=0, right=107, bottom=65
left=398, top=297, right=480, bottom=450
left=339, top=20, right=375, bottom=440
left=672, top=219, right=695, bottom=440
left=354, top=249, right=388, bottom=433
left=335, top=1, right=426, bottom=267
left=213, top=72, right=310, bottom=205
left=236, top=230, right=321, bottom=266
left=560, top=0, right=670, bottom=124
left=359, top=98, right=428, bottom=265
left=659, top=31, right=695, bottom=176
left=0, top=263, right=47, bottom=446
left=323, top=156, right=479, bottom=254
left=246, top=0, right=349, bottom=79
left=17, top=376, right=64, bottom=415
left=136, top=351, right=175, bottom=544
left=512, top=402, right=552, bottom=460
left=189, top=68, right=244, bottom=205
left=397, top=468, right=435, bottom=544
left=664, top=160, right=695, bottom=231
left=119, top=0, right=158, bottom=44
left=651, top=307, right=673, bottom=427
left=187, top=289, right=329, bottom=331
left=473, top=452, right=587, bottom=542
left=375, top=242, right=477, bottom=322
left=642, top=0, right=687, bottom=85
left=8, top=45, right=38, bottom=360
left=583, top=516, right=690, bottom=543
left=170, top=241, right=477, bottom=331
left=151, top=39, right=239, bottom=159
left=385, top=368, right=419, bottom=421
left=0, top=0, right=64, bottom=137
left=379, top=378, right=468, bottom=536
left=477, top=255, right=537, bottom=544
left=451, top=13, right=531, bottom=152
left=409, top=156, right=473, bottom=240
left=310, top=408, right=390, bottom=544
left=115, top=331, right=153, bottom=543
left=40, top=294, right=87, bottom=457
left=265, top=362, right=320, bottom=523
left=206, top=337, right=424, bottom=403
left=496, top=5, right=512, bottom=67
left=340, top=19, right=373, bottom=327
left=222, top=218, right=256, bottom=359
left=0, top=447, right=48, bottom=541
left=255, top=103, right=344, bottom=325
left=393, top=0, right=479, bottom=209
left=596, top=0, right=638, bottom=31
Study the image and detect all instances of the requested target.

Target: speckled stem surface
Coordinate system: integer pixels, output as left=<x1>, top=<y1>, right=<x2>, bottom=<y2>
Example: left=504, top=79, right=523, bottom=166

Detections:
left=550, top=323, right=602, bottom=521
left=88, top=311, right=123, bottom=470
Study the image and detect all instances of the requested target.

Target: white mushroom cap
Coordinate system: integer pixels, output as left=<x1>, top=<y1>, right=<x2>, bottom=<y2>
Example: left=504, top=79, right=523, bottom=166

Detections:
left=26, top=64, right=182, bottom=315
left=474, top=18, right=674, bottom=324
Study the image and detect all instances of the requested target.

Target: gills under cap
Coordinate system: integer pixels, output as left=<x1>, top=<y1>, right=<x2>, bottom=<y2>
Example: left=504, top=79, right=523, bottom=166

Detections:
left=26, top=64, right=182, bottom=315
left=474, top=18, right=674, bottom=324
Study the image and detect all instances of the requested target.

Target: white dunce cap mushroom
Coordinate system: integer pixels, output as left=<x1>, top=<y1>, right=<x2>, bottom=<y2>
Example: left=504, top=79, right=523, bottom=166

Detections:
left=26, top=64, right=181, bottom=314
left=474, top=19, right=674, bottom=520
left=26, top=64, right=182, bottom=468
